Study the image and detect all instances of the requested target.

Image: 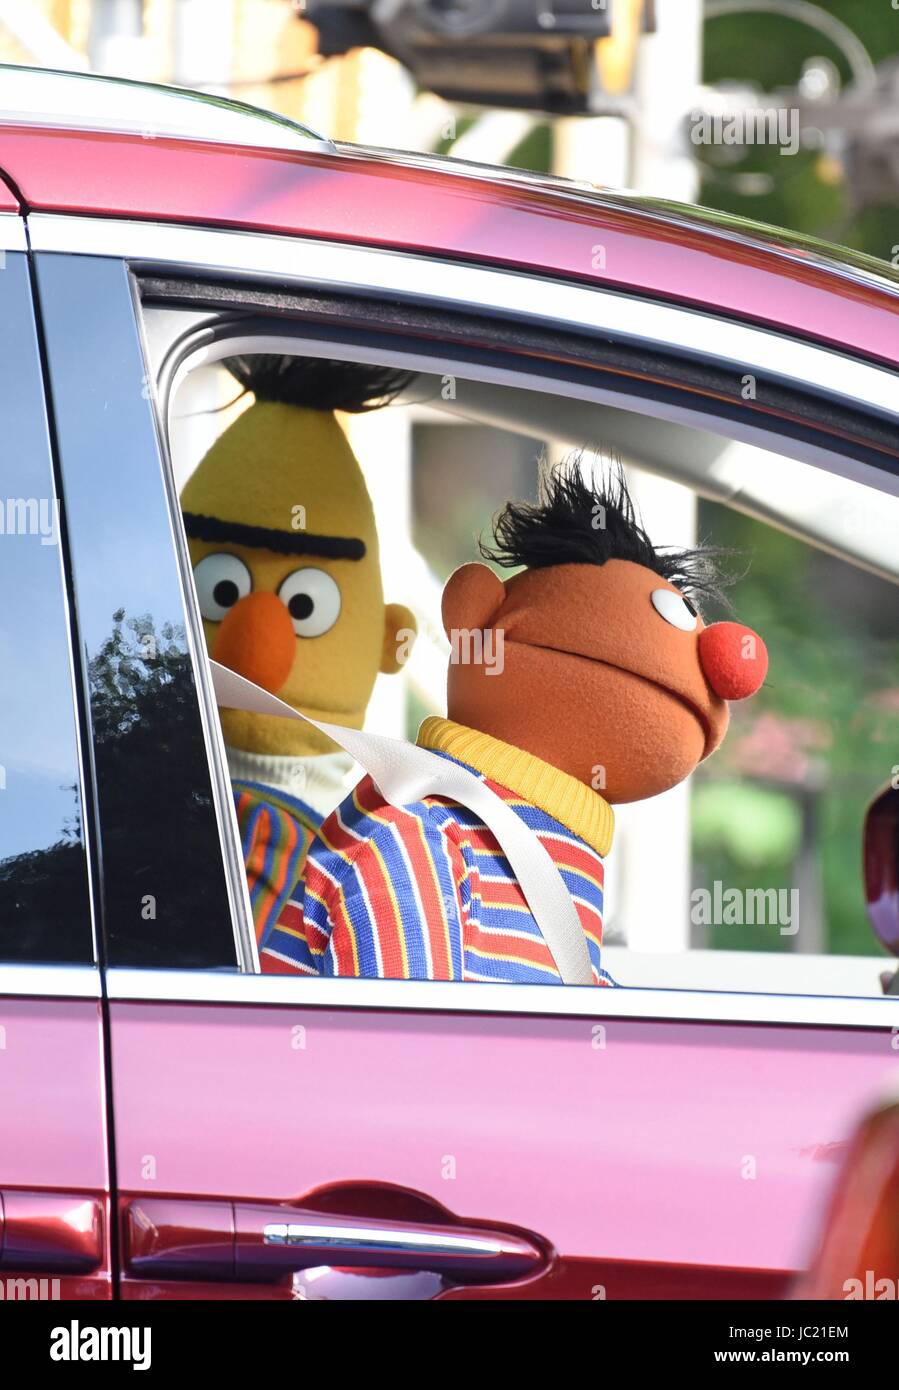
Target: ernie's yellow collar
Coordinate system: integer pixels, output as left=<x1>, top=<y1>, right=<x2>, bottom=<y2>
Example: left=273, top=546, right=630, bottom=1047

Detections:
left=416, top=717, right=614, bottom=858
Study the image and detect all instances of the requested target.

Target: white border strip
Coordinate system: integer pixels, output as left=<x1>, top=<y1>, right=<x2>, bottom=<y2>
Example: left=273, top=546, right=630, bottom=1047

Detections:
left=105, top=968, right=899, bottom=1028
left=1, top=961, right=891, bottom=1026
left=0, top=212, right=26, bottom=252
left=28, top=214, right=899, bottom=422
left=0, top=964, right=101, bottom=1000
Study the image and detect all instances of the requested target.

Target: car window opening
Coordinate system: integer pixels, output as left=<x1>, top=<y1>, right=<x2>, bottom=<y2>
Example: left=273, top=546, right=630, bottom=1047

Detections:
left=160, top=335, right=899, bottom=1001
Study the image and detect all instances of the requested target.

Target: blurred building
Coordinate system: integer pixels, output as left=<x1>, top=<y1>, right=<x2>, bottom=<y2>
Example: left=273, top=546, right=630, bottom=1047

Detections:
left=0, top=1, right=416, bottom=144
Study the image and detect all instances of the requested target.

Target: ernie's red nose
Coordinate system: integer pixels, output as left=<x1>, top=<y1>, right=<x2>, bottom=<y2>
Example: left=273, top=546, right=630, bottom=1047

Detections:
left=698, top=621, right=768, bottom=701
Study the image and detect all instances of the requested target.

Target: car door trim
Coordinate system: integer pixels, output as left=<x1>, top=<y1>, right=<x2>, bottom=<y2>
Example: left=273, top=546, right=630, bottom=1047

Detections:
left=0, top=964, right=102, bottom=999
left=103, top=967, right=899, bottom=1029
left=26, top=214, right=899, bottom=425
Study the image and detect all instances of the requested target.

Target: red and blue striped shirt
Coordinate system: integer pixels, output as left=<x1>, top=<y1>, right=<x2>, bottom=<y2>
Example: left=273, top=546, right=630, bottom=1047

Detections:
left=259, top=749, right=615, bottom=986
left=233, top=780, right=318, bottom=945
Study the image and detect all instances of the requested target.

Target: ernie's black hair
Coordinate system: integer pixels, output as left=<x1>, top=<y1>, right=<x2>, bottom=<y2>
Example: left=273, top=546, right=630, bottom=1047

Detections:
left=222, top=355, right=415, bottom=414
left=480, top=458, right=738, bottom=610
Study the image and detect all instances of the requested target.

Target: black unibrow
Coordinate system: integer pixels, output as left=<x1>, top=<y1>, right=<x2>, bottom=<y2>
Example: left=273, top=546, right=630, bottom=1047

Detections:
left=183, top=512, right=366, bottom=561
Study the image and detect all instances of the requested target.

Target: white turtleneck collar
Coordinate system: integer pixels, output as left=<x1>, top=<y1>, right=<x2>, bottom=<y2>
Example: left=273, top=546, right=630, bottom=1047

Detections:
left=226, top=744, right=358, bottom=820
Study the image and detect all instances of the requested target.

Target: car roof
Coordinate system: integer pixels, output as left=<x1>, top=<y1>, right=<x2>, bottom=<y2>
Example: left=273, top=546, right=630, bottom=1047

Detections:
left=1, top=65, right=897, bottom=369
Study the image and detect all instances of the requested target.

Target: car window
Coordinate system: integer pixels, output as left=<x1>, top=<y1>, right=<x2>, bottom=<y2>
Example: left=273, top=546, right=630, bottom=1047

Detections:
left=148, top=308, right=899, bottom=1001
left=0, top=254, right=93, bottom=965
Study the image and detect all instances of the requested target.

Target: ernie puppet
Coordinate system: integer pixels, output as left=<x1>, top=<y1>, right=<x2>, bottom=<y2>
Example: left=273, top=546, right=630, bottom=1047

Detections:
left=259, top=463, right=768, bottom=984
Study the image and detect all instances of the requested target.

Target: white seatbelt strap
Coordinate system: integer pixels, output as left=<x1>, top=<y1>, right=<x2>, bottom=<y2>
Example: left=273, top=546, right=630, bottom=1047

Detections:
left=211, top=661, right=595, bottom=986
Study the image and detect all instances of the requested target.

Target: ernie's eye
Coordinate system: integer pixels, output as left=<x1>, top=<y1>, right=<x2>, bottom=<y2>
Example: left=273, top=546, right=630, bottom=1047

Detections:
left=278, top=567, right=341, bottom=638
left=651, top=588, right=698, bottom=632
left=193, top=553, right=252, bottom=622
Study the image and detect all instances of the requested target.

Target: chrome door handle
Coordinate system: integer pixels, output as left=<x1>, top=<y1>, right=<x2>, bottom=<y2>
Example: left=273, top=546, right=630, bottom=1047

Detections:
left=249, top=1211, right=542, bottom=1282
left=125, top=1197, right=546, bottom=1285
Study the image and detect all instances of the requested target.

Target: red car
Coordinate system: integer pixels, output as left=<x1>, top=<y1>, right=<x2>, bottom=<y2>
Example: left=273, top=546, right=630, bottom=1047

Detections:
left=0, top=64, right=898, bottom=1303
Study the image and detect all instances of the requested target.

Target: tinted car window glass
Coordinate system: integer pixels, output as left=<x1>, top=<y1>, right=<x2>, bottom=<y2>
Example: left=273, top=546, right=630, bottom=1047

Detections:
left=0, top=254, right=93, bottom=964
left=35, top=255, right=238, bottom=970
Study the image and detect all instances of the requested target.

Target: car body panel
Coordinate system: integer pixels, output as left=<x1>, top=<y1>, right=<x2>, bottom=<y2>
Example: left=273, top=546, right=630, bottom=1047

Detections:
left=47, top=213, right=897, bottom=1296
left=0, top=172, right=19, bottom=211
left=0, top=249, right=111, bottom=1299
left=0, top=994, right=112, bottom=1299
left=108, top=1000, right=897, bottom=1297
left=0, top=126, right=897, bottom=368
left=0, top=999, right=108, bottom=1191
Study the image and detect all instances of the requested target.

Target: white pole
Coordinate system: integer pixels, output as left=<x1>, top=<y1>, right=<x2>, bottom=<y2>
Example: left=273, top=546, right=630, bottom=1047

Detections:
left=341, top=51, right=420, bottom=738
left=172, top=0, right=235, bottom=92
left=552, top=0, right=704, bottom=958
left=617, top=0, right=703, bottom=956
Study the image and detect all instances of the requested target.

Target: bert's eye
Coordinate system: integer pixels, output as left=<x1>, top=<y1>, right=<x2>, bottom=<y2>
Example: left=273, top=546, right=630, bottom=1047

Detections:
left=193, top=553, right=252, bottom=622
left=278, top=567, right=341, bottom=638
left=651, top=588, right=698, bottom=632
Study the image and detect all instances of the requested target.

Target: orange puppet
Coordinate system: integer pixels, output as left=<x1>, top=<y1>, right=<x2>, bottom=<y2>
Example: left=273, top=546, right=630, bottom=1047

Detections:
left=260, top=463, right=767, bottom=983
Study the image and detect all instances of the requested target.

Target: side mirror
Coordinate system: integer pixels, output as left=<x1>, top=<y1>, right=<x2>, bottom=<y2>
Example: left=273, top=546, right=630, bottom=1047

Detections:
left=864, top=783, right=899, bottom=992
left=795, top=1095, right=899, bottom=1301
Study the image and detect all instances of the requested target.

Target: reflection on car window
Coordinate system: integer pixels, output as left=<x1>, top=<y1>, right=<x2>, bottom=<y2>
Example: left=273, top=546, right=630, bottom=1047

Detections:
left=36, top=254, right=237, bottom=971
left=0, top=256, right=92, bottom=965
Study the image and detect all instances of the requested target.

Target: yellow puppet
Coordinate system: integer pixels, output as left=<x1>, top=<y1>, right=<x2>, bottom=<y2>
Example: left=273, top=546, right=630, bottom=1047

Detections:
left=181, top=356, right=416, bottom=940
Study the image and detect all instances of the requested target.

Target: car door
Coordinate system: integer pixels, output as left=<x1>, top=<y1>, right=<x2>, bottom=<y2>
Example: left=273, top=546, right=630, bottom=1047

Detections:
left=31, top=222, right=899, bottom=1301
left=0, top=229, right=111, bottom=1302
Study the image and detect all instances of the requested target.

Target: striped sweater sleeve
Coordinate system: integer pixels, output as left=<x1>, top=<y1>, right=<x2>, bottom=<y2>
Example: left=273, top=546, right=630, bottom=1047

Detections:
left=262, top=782, right=470, bottom=980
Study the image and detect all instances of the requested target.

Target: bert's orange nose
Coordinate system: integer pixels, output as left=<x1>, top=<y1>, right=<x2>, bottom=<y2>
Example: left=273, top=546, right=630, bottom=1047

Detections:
left=212, top=591, right=295, bottom=694
left=699, top=621, right=768, bottom=701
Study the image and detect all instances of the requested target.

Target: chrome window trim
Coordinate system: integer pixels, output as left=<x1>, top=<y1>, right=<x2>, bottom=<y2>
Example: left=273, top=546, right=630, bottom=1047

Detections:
left=105, top=968, right=898, bottom=1029
left=27, top=215, right=899, bottom=427
left=155, top=331, right=898, bottom=1017
left=0, top=213, right=26, bottom=252
left=0, top=964, right=101, bottom=1000
left=153, top=329, right=899, bottom=1014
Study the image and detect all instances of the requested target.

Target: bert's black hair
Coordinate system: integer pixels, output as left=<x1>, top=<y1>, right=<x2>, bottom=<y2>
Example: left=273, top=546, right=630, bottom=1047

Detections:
left=480, top=458, right=737, bottom=610
left=222, top=355, right=415, bottom=414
